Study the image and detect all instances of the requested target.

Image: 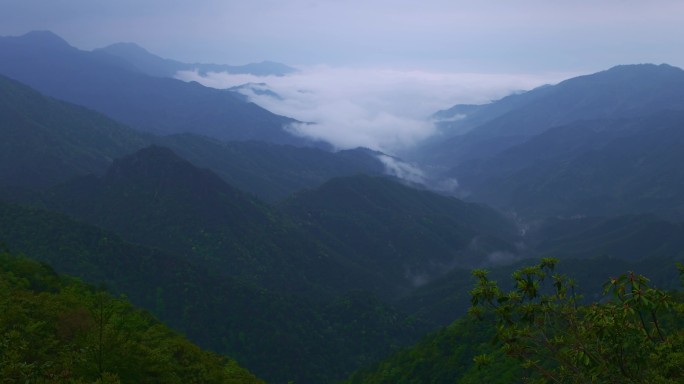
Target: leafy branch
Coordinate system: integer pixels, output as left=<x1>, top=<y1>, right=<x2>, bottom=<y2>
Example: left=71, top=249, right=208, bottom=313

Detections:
left=470, top=258, right=684, bottom=383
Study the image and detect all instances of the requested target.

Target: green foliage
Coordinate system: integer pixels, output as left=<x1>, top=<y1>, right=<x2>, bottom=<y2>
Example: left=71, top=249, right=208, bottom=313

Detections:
left=470, top=259, right=684, bottom=383
left=0, top=200, right=429, bottom=384
left=0, top=250, right=264, bottom=383
left=342, top=316, right=520, bottom=384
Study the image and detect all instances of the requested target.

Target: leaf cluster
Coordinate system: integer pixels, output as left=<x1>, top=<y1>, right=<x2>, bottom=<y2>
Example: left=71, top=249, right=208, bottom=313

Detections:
left=470, top=258, right=684, bottom=383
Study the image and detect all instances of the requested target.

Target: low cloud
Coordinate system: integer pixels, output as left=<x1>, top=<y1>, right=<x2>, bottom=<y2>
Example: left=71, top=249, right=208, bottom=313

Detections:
left=377, top=154, right=427, bottom=185
left=433, top=113, right=467, bottom=123
left=377, top=154, right=462, bottom=194
left=176, top=66, right=565, bottom=154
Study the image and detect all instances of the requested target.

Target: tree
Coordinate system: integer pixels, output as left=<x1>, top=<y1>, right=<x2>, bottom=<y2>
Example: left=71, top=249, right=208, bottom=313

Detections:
left=0, top=250, right=265, bottom=383
left=470, top=258, right=684, bottom=383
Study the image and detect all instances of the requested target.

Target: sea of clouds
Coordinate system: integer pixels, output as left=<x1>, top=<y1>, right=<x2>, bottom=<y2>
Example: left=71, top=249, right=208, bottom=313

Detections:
left=176, top=66, right=568, bottom=155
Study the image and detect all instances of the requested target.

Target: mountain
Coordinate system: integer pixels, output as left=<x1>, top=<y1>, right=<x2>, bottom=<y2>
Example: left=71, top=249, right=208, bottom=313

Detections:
left=0, top=250, right=265, bottom=384
left=42, top=145, right=372, bottom=296
left=96, top=42, right=296, bottom=78
left=8, top=41, right=684, bottom=383
left=429, top=87, right=548, bottom=139
left=228, top=83, right=284, bottom=101
left=0, top=72, right=386, bottom=202
left=413, top=64, right=684, bottom=167
left=0, top=73, right=148, bottom=188
left=452, top=110, right=684, bottom=219
left=529, top=214, right=684, bottom=261
left=343, top=316, right=515, bottom=384
left=345, top=256, right=684, bottom=383
left=280, top=174, right=521, bottom=295
left=0, top=31, right=310, bottom=146
left=157, top=134, right=385, bottom=201
left=393, top=211, right=684, bottom=327
left=0, top=198, right=428, bottom=384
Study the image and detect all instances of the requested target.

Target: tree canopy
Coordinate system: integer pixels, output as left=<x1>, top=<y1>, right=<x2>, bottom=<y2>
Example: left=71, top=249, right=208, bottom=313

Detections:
left=470, top=258, right=684, bottom=383
left=0, top=249, right=264, bottom=384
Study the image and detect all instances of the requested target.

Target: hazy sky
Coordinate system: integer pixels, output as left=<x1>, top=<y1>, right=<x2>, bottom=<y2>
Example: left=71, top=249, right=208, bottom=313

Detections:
left=2, top=0, right=683, bottom=153
left=2, top=0, right=683, bottom=72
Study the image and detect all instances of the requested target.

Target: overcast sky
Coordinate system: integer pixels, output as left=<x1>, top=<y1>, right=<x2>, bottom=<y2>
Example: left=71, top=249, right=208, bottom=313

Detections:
left=3, top=0, right=684, bottom=153
left=2, top=0, right=683, bottom=72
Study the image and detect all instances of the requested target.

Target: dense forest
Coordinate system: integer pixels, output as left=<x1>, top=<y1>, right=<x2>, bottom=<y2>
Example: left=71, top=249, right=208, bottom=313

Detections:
left=0, top=249, right=264, bottom=383
left=347, top=259, right=684, bottom=383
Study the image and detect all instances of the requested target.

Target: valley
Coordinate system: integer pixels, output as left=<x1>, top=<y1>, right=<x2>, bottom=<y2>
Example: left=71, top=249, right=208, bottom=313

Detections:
left=1, top=30, right=684, bottom=383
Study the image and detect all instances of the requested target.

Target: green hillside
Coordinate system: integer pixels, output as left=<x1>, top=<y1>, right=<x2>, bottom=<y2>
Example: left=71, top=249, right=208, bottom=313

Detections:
left=415, top=64, right=684, bottom=167
left=157, top=134, right=384, bottom=202
left=5, top=39, right=684, bottom=384
left=42, top=145, right=382, bottom=297
left=0, top=199, right=428, bottom=383
left=346, top=259, right=684, bottom=383
left=455, top=111, right=684, bottom=220
left=281, top=174, right=520, bottom=296
left=0, top=249, right=263, bottom=383
left=0, top=71, right=385, bottom=204
left=0, top=73, right=148, bottom=188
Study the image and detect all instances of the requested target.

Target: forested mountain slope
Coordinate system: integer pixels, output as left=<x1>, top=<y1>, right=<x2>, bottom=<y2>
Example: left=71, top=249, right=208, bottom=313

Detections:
left=0, top=199, right=429, bottom=383
left=0, top=31, right=307, bottom=146
left=452, top=110, right=684, bottom=219
left=155, top=134, right=384, bottom=202
left=347, top=257, right=684, bottom=383
left=281, top=175, right=521, bottom=295
left=0, top=73, right=148, bottom=188
left=5, top=39, right=684, bottom=384
left=0, top=249, right=265, bottom=384
left=528, top=214, right=684, bottom=261
left=0, top=71, right=384, bottom=201
left=41, top=145, right=378, bottom=297
left=95, top=42, right=296, bottom=78
left=415, top=64, right=684, bottom=167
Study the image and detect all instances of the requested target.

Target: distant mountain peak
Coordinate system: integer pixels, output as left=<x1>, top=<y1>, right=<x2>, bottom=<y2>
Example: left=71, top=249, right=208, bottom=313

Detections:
left=14, top=30, right=72, bottom=49
left=99, top=42, right=151, bottom=55
left=581, top=63, right=684, bottom=82
left=127, top=144, right=177, bottom=159
left=108, top=145, right=190, bottom=175
left=606, top=63, right=681, bottom=72
left=105, top=145, right=231, bottom=192
left=96, top=41, right=296, bottom=77
left=0, top=32, right=306, bottom=146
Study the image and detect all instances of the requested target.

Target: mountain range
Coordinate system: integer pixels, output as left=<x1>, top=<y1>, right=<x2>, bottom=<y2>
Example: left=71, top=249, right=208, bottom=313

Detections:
left=414, top=64, right=684, bottom=167
left=96, top=42, right=297, bottom=78
left=408, top=64, right=684, bottom=221
left=0, top=70, right=384, bottom=202
left=1, top=142, right=519, bottom=382
left=453, top=110, right=684, bottom=219
left=2, top=30, right=684, bottom=383
left=0, top=73, right=148, bottom=188
left=0, top=31, right=306, bottom=146
left=348, top=63, right=684, bottom=382
left=0, top=65, right=523, bottom=381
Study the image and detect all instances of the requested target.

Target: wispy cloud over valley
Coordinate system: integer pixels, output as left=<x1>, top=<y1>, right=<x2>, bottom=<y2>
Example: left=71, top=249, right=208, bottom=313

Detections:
left=176, top=66, right=569, bottom=154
